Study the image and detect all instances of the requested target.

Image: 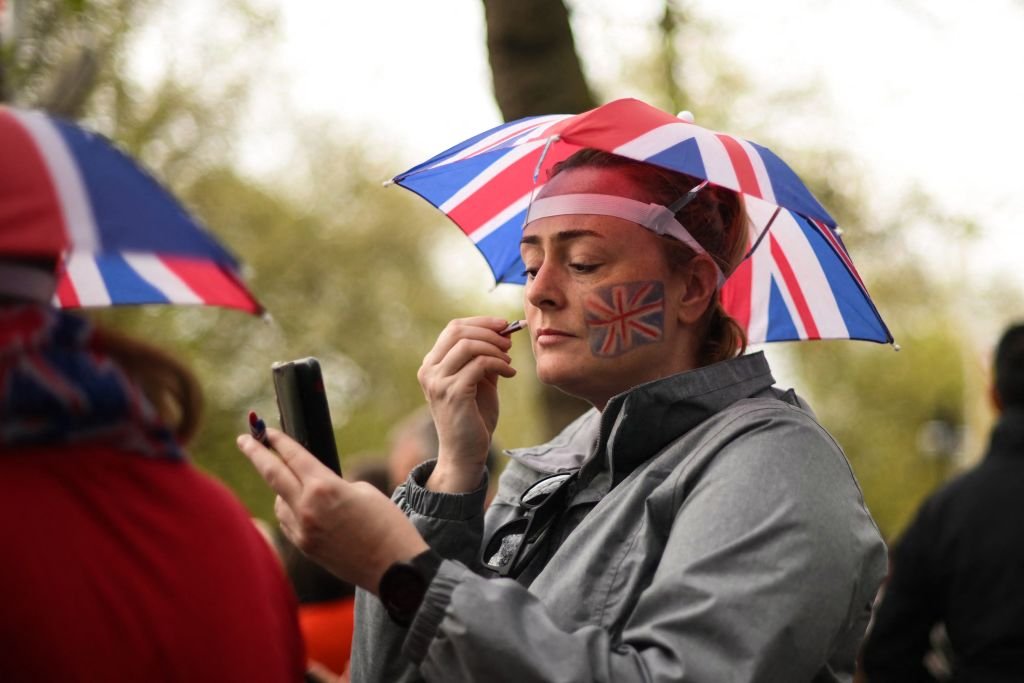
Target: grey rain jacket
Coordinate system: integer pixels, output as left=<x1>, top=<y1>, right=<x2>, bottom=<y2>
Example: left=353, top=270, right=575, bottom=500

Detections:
left=351, top=352, right=887, bottom=682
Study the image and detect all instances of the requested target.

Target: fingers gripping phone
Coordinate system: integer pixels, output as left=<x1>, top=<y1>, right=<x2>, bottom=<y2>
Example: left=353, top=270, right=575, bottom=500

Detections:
left=271, top=357, right=342, bottom=476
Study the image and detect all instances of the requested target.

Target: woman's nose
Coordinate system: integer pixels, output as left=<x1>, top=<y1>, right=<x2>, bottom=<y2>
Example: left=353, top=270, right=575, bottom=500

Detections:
left=525, top=263, right=565, bottom=309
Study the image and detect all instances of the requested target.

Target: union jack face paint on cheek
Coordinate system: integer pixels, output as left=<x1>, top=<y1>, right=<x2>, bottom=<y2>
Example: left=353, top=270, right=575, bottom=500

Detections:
left=583, top=281, right=665, bottom=357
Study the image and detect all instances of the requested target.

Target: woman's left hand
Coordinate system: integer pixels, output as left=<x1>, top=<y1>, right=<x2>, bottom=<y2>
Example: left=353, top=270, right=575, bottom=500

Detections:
left=237, top=427, right=429, bottom=593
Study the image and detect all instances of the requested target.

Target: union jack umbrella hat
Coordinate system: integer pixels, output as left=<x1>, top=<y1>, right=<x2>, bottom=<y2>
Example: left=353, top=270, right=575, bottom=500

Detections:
left=0, top=106, right=262, bottom=314
left=392, top=98, right=892, bottom=345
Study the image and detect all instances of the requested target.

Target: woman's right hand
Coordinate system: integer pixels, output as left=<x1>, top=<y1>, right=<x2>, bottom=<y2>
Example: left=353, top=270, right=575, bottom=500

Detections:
left=417, top=317, right=518, bottom=493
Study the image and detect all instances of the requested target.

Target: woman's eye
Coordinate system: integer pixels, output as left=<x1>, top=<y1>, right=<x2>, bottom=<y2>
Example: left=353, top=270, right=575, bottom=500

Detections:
left=569, top=262, right=599, bottom=273
left=522, top=267, right=538, bottom=280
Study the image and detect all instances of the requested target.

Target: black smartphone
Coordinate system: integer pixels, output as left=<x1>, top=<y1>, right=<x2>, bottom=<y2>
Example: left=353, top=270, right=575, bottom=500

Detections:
left=271, top=357, right=342, bottom=476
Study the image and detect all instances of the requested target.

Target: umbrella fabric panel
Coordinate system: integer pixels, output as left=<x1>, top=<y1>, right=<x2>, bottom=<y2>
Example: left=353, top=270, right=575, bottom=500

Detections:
left=46, top=113, right=239, bottom=264
left=6, top=108, right=105, bottom=255
left=594, top=101, right=832, bottom=225
left=400, top=138, right=577, bottom=285
left=1, top=106, right=262, bottom=315
left=401, top=139, right=573, bottom=233
left=407, top=114, right=569, bottom=180
left=722, top=208, right=892, bottom=345
left=2, top=106, right=241, bottom=263
left=0, top=109, right=68, bottom=257
left=397, top=114, right=576, bottom=245
left=416, top=144, right=545, bottom=231
left=475, top=224, right=530, bottom=285
left=797, top=218, right=892, bottom=343
left=601, top=111, right=834, bottom=226
left=771, top=212, right=891, bottom=343
left=54, top=252, right=261, bottom=313
left=398, top=101, right=838, bottom=229
left=748, top=140, right=834, bottom=231
left=460, top=146, right=578, bottom=285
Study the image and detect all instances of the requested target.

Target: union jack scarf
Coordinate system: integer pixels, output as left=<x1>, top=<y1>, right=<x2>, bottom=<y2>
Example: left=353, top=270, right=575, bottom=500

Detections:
left=0, top=305, right=184, bottom=460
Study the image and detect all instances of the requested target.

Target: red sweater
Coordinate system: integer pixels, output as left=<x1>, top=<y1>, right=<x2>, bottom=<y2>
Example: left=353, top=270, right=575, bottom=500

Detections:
left=0, top=444, right=305, bottom=682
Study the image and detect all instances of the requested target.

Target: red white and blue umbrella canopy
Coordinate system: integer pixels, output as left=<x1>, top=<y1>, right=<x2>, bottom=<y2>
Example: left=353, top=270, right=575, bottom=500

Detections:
left=0, top=106, right=262, bottom=314
left=393, top=98, right=892, bottom=345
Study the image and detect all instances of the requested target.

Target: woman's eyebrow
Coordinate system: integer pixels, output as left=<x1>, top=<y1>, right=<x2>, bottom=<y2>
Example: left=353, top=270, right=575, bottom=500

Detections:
left=520, top=229, right=604, bottom=247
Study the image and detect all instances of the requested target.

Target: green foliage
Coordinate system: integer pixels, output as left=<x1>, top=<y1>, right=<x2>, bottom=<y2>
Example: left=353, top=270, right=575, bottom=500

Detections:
left=787, top=327, right=965, bottom=539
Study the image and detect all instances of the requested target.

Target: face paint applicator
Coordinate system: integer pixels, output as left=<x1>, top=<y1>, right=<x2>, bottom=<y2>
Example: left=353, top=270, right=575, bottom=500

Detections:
left=500, top=320, right=527, bottom=336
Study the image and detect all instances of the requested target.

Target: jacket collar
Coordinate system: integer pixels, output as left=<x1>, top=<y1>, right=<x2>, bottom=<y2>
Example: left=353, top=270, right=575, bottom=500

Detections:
left=595, top=351, right=776, bottom=477
left=506, top=352, right=776, bottom=476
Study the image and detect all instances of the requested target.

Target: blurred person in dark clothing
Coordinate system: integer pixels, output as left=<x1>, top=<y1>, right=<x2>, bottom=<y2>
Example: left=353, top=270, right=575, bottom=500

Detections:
left=862, top=322, right=1024, bottom=682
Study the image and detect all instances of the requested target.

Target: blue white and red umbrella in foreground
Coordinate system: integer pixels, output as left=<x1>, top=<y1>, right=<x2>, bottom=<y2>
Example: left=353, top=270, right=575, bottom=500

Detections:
left=0, top=106, right=262, bottom=314
left=392, top=98, right=892, bottom=346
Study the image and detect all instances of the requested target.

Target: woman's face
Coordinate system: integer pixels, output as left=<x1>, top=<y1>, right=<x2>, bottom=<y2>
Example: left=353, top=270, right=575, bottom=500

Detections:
left=520, top=166, right=701, bottom=408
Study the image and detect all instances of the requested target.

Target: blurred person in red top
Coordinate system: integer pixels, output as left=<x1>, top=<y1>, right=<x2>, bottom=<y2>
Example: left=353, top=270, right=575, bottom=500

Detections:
left=0, top=258, right=305, bottom=682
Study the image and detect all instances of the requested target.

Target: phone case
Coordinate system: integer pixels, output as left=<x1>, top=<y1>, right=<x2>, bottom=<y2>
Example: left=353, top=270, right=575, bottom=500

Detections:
left=271, top=357, right=341, bottom=476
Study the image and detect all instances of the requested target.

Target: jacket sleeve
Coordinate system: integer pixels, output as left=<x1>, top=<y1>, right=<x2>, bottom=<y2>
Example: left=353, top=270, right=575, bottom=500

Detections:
left=860, top=500, right=942, bottom=683
left=399, top=406, right=887, bottom=682
left=348, top=460, right=489, bottom=683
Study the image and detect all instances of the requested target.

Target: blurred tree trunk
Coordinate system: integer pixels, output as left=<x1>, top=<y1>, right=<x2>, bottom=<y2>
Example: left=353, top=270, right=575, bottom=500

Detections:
left=38, top=45, right=102, bottom=116
left=656, top=1, right=686, bottom=116
left=482, top=0, right=594, bottom=118
left=482, top=0, right=594, bottom=435
left=0, top=0, right=135, bottom=117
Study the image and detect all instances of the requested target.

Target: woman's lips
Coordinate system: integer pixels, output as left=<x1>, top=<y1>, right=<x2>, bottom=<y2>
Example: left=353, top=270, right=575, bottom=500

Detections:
left=535, top=327, right=575, bottom=345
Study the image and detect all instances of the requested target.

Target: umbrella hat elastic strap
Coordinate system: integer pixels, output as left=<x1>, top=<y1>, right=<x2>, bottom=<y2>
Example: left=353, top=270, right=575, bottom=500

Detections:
left=524, top=193, right=725, bottom=286
left=0, top=262, right=58, bottom=303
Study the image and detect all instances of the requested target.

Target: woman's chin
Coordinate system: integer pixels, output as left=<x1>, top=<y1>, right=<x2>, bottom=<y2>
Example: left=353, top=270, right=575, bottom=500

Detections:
left=534, top=360, right=577, bottom=388
left=535, top=363, right=598, bottom=404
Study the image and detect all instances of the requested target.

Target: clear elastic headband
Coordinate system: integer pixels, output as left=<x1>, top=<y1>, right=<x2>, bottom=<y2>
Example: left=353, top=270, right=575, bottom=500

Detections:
left=524, top=192, right=725, bottom=285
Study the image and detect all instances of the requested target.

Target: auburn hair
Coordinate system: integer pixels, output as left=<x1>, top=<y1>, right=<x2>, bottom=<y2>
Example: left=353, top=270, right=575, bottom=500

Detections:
left=93, top=325, right=204, bottom=444
left=549, top=149, right=748, bottom=366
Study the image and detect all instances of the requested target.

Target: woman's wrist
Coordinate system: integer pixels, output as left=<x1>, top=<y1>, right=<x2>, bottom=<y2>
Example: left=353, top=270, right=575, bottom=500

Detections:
left=426, top=458, right=486, bottom=493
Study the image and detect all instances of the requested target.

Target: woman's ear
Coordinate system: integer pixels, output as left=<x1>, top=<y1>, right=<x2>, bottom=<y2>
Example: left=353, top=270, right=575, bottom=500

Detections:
left=675, top=255, right=719, bottom=325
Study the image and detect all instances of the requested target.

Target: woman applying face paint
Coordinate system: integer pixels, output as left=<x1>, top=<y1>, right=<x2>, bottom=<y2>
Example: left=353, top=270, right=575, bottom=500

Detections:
left=238, top=149, right=886, bottom=683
